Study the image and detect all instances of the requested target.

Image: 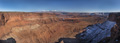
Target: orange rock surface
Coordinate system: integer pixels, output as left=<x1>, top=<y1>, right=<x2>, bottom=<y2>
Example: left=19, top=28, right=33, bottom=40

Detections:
left=0, top=12, right=106, bottom=43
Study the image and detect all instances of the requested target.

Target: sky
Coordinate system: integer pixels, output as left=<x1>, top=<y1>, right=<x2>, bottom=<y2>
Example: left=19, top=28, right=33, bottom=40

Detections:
left=0, top=0, right=120, bottom=12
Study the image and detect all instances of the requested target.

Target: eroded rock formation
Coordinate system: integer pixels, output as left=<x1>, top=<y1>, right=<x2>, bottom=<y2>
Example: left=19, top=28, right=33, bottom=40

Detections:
left=0, top=14, right=6, bottom=26
left=77, top=21, right=116, bottom=43
left=99, top=13, right=120, bottom=43
left=57, top=13, right=118, bottom=43
left=0, top=12, right=106, bottom=43
left=0, top=38, right=16, bottom=43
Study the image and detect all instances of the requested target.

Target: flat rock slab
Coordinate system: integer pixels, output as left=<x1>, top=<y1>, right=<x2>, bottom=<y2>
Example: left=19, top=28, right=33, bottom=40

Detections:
left=78, top=21, right=116, bottom=43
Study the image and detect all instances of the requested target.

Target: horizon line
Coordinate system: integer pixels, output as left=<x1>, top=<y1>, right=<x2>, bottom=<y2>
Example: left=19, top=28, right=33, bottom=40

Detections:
left=0, top=10, right=120, bottom=13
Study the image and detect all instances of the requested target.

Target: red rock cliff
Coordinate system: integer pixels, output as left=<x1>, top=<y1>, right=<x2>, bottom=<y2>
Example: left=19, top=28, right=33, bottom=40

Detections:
left=0, top=12, right=106, bottom=43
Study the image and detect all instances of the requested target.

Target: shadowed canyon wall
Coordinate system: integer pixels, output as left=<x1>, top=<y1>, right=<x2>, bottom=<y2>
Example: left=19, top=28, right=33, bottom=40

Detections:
left=99, top=13, right=120, bottom=43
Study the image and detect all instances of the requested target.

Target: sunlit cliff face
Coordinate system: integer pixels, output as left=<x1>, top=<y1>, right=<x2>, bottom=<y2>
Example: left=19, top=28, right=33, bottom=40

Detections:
left=0, top=12, right=106, bottom=43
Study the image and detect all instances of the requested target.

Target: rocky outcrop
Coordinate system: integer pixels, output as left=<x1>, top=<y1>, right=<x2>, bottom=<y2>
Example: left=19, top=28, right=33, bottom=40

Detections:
left=0, top=14, right=6, bottom=26
left=0, top=38, right=16, bottom=43
left=57, top=21, right=116, bottom=43
left=99, top=13, right=120, bottom=43
left=75, top=21, right=116, bottom=43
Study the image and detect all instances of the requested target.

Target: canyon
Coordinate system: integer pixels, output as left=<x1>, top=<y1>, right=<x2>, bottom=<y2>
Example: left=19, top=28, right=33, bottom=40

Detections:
left=57, top=13, right=120, bottom=43
left=0, top=12, right=118, bottom=43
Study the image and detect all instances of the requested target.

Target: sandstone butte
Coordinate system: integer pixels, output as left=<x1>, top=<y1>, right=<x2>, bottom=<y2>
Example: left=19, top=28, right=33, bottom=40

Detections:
left=0, top=12, right=106, bottom=43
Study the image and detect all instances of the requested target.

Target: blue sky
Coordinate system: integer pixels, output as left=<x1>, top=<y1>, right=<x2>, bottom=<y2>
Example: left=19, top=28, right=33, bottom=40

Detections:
left=0, top=0, right=120, bottom=12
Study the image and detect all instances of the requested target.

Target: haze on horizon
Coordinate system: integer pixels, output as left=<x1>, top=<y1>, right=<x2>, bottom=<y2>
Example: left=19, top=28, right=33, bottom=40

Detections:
left=0, top=0, right=120, bottom=12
